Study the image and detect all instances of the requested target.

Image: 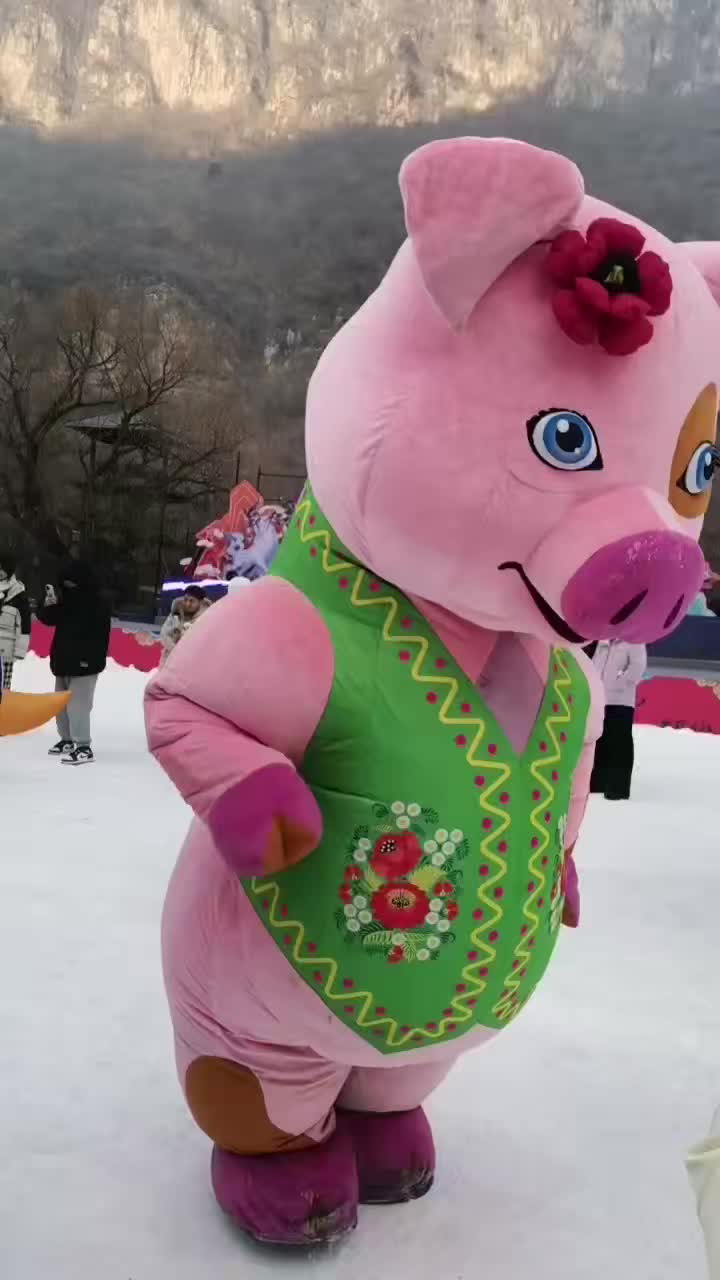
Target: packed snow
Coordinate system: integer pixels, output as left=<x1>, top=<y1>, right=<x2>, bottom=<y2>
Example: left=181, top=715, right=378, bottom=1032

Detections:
left=2, top=654, right=717, bottom=1279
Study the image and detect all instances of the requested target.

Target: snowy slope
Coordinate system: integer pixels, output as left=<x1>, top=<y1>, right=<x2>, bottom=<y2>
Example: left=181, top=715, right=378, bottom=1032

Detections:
left=1, top=655, right=717, bottom=1279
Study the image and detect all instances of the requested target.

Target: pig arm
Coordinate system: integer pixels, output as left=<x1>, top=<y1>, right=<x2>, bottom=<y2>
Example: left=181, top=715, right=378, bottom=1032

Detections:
left=144, top=577, right=334, bottom=877
left=561, top=654, right=604, bottom=928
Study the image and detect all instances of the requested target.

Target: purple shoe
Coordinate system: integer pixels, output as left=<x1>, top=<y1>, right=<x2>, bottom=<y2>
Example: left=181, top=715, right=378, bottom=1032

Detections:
left=211, top=1125, right=358, bottom=1247
left=339, top=1107, right=436, bottom=1205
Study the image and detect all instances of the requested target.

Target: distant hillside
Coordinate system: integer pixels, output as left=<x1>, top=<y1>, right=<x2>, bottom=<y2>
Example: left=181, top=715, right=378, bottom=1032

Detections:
left=3, top=91, right=720, bottom=350
left=1, top=0, right=720, bottom=134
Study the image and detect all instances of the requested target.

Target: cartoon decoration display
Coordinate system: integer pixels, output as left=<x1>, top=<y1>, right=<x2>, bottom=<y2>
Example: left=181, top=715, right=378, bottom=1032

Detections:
left=146, top=138, right=720, bottom=1247
left=191, top=481, right=261, bottom=580
left=190, top=483, right=294, bottom=584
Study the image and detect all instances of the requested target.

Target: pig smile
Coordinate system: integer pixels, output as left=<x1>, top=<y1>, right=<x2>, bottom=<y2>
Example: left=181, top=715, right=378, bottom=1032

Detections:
left=498, top=561, right=586, bottom=644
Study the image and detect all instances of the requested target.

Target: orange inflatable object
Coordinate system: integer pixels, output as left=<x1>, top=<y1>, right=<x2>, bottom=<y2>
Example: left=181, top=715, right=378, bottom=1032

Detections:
left=0, top=690, right=71, bottom=737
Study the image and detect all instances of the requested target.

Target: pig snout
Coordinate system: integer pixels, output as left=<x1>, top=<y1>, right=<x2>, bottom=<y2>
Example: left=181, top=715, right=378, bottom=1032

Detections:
left=561, top=529, right=705, bottom=643
left=523, top=489, right=706, bottom=645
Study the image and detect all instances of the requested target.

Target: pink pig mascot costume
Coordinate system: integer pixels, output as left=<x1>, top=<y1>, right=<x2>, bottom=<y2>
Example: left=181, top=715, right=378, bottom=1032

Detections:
left=146, top=138, right=720, bottom=1245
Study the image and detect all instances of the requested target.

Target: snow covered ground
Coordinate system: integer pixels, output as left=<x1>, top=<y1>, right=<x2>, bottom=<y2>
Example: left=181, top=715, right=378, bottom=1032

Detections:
left=2, top=654, right=718, bottom=1279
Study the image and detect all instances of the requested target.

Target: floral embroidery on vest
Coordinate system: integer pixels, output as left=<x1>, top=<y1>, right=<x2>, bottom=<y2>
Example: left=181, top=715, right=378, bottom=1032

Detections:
left=335, top=801, right=470, bottom=965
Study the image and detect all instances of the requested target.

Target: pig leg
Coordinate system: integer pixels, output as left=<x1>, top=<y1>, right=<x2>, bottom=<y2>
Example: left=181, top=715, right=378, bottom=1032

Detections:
left=184, top=1052, right=358, bottom=1246
left=337, top=1058, right=457, bottom=1204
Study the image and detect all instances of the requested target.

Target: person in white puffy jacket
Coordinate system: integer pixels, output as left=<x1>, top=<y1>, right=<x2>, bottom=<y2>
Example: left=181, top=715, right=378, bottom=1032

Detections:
left=587, top=640, right=647, bottom=800
left=0, top=553, right=31, bottom=689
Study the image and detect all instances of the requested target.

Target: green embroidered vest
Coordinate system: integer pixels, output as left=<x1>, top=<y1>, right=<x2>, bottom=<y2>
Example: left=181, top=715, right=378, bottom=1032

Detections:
left=243, top=490, right=591, bottom=1056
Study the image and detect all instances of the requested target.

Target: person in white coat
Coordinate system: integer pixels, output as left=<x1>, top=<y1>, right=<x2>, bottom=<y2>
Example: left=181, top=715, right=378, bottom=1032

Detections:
left=0, top=553, right=31, bottom=689
left=588, top=640, right=647, bottom=800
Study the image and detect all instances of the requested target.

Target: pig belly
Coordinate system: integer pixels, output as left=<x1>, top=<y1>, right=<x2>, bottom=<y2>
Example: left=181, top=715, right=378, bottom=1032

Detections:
left=162, top=819, right=499, bottom=1082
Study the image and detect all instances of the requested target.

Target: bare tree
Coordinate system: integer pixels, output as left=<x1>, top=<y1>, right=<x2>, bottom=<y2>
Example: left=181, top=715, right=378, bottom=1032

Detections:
left=0, top=287, right=233, bottom=569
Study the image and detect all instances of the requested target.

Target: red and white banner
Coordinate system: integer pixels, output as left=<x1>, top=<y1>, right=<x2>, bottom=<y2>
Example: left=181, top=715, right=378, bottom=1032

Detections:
left=636, top=676, right=720, bottom=735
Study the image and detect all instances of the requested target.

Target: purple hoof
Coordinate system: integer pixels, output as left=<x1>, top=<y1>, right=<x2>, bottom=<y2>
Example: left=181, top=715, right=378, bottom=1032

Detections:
left=339, top=1107, right=436, bottom=1205
left=210, top=1126, right=358, bottom=1247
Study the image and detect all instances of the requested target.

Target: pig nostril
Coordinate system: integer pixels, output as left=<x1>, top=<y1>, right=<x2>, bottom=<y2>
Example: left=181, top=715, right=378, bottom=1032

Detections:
left=610, top=590, right=648, bottom=627
left=663, top=595, right=685, bottom=630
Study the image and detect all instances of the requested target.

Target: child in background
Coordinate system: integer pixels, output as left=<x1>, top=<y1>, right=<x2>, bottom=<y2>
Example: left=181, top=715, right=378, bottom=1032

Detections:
left=590, top=640, right=647, bottom=801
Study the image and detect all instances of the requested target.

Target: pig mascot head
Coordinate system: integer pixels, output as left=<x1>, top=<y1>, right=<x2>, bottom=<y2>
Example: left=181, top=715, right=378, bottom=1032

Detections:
left=308, top=138, right=720, bottom=644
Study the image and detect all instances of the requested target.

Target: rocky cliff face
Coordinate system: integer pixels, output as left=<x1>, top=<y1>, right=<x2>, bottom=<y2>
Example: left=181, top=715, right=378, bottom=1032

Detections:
left=1, top=0, right=719, bottom=134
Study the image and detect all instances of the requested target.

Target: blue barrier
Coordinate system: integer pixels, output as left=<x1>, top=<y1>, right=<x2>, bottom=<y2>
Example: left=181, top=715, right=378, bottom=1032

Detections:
left=647, top=614, right=720, bottom=663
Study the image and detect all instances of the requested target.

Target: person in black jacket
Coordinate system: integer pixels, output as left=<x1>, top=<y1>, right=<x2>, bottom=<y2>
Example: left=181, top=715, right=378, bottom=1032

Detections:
left=37, top=560, right=111, bottom=765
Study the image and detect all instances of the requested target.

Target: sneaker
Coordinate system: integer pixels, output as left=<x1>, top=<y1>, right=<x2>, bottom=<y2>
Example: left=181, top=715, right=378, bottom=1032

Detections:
left=48, top=739, right=73, bottom=757
left=62, top=746, right=94, bottom=766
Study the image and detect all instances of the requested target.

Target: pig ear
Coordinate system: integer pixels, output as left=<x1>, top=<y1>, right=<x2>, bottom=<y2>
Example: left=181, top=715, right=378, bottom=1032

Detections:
left=399, top=137, right=585, bottom=329
left=684, top=243, right=720, bottom=307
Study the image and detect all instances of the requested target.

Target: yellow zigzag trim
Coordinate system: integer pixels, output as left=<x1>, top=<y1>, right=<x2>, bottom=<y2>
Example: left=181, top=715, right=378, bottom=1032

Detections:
left=293, top=497, right=352, bottom=577
left=348, top=568, right=511, bottom=1040
left=493, top=653, right=572, bottom=1022
left=252, top=876, right=402, bottom=1043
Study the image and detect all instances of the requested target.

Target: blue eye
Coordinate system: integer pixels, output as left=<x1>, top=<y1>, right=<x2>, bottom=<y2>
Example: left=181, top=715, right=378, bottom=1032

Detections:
left=527, top=409, right=602, bottom=472
left=679, top=442, right=720, bottom=496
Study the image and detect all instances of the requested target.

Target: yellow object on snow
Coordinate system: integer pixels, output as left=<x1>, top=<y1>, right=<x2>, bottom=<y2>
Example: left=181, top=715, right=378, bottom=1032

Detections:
left=687, top=1109, right=720, bottom=1278
left=0, top=690, right=71, bottom=737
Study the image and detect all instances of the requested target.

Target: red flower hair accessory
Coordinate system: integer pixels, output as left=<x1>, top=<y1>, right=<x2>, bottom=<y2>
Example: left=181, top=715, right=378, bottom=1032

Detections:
left=546, top=217, right=672, bottom=356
